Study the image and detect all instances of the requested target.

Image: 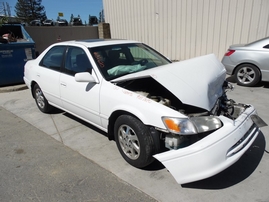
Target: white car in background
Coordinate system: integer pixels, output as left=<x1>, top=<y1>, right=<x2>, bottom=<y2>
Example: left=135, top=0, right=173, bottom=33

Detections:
left=29, top=19, right=42, bottom=26
left=23, top=39, right=266, bottom=184
left=43, top=19, right=56, bottom=26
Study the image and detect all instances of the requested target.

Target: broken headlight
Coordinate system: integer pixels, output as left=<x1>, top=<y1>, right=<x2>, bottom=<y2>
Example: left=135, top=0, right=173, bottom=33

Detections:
left=162, top=116, right=222, bottom=135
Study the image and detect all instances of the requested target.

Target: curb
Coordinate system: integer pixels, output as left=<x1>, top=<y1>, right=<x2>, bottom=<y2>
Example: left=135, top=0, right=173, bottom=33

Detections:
left=0, top=84, right=28, bottom=93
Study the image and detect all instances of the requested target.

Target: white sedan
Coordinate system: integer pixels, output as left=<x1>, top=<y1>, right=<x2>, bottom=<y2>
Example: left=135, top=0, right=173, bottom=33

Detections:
left=23, top=39, right=266, bottom=184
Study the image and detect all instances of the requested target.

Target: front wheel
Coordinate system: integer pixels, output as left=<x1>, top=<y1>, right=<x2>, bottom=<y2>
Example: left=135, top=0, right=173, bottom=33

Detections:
left=33, top=84, right=53, bottom=113
left=234, top=64, right=260, bottom=87
left=114, top=115, right=155, bottom=168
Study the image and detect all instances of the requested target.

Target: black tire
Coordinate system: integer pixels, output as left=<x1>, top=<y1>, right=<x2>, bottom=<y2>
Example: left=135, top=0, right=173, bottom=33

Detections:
left=33, top=84, right=53, bottom=113
left=114, top=115, right=155, bottom=168
left=234, top=64, right=260, bottom=87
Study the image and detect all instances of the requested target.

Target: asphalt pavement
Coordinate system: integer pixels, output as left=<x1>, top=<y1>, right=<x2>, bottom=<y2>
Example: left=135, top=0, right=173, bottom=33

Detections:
left=0, top=106, right=157, bottom=202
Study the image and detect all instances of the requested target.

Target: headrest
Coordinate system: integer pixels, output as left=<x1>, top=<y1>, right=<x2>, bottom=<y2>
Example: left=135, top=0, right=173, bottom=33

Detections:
left=108, top=50, right=120, bottom=59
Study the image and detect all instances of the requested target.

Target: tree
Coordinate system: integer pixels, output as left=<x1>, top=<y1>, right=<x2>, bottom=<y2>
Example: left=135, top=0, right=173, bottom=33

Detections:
left=15, top=0, right=47, bottom=23
left=70, top=14, right=73, bottom=23
left=99, top=9, right=105, bottom=23
left=88, top=15, right=98, bottom=26
left=0, top=16, right=8, bottom=26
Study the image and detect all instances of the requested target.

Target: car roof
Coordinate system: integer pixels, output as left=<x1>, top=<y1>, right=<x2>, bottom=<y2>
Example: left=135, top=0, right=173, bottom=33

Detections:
left=54, top=39, right=140, bottom=48
left=246, top=36, right=269, bottom=48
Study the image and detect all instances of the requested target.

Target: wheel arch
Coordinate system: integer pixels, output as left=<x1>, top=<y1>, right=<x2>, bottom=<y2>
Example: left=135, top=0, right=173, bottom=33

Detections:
left=30, top=81, right=38, bottom=98
left=107, top=110, right=140, bottom=140
left=107, top=110, right=162, bottom=153
left=233, top=62, right=261, bottom=76
left=233, top=63, right=262, bottom=86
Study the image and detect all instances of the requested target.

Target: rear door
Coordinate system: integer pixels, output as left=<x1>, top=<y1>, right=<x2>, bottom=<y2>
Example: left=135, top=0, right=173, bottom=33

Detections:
left=37, top=45, right=66, bottom=108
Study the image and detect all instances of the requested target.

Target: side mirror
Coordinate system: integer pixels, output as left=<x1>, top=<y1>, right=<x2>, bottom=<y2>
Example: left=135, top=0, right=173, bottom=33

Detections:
left=75, top=72, right=97, bottom=83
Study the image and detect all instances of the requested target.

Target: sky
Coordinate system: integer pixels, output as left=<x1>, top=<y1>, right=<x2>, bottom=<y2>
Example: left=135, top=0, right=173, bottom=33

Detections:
left=5, top=0, right=103, bottom=22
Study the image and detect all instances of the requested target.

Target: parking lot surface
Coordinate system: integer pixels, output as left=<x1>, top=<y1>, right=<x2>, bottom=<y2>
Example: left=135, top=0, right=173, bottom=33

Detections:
left=0, top=79, right=269, bottom=202
left=0, top=107, right=157, bottom=202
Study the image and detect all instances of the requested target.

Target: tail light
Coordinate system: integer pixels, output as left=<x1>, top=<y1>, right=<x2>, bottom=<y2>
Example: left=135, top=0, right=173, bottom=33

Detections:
left=224, top=50, right=235, bottom=56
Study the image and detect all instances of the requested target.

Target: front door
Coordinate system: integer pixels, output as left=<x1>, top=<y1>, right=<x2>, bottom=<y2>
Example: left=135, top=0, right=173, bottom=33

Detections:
left=60, top=46, right=102, bottom=127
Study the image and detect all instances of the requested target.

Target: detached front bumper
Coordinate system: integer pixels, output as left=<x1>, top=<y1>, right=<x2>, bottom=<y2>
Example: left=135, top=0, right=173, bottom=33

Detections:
left=154, top=105, right=262, bottom=184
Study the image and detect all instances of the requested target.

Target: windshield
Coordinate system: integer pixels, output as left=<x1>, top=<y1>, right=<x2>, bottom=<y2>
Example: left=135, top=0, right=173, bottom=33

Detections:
left=89, top=43, right=171, bottom=80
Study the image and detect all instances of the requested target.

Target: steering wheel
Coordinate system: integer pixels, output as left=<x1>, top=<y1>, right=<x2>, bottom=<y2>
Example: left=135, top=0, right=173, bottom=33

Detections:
left=131, top=59, right=149, bottom=66
left=139, top=59, right=148, bottom=66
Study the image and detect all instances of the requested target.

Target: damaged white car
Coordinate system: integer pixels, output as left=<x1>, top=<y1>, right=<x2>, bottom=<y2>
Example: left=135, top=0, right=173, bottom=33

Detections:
left=23, top=39, right=266, bottom=184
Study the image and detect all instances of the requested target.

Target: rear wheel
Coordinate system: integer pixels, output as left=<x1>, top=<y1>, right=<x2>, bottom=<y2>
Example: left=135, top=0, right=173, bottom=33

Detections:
left=234, top=64, right=260, bottom=86
left=114, top=115, right=155, bottom=168
left=33, top=84, right=53, bottom=113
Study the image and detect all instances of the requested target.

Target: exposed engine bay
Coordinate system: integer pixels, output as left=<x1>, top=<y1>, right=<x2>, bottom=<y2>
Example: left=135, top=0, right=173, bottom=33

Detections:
left=116, top=77, right=250, bottom=150
left=116, top=77, right=249, bottom=119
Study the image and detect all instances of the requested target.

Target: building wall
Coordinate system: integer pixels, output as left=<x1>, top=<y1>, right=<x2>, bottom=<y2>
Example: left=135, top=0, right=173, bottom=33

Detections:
left=25, top=26, right=99, bottom=54
left=103, top=0, right=269, bottom=60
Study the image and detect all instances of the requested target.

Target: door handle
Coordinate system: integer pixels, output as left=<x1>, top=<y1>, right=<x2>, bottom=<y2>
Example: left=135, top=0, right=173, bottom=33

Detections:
left=60, top=82, right=67, bottom=87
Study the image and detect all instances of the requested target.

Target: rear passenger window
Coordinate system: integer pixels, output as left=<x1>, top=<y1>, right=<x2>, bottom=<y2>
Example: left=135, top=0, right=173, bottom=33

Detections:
left=263, top=44, right=269, bottom=49
left=40, top=46, right=66, bottom=71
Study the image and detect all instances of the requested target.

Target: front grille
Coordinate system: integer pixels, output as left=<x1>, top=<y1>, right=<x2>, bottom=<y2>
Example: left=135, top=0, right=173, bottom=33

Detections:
left=226, top=124, right=260, bottom=157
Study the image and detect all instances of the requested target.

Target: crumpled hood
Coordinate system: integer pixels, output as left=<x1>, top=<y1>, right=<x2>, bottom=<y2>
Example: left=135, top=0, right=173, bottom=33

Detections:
left=113, top=54, right=226, bottom=111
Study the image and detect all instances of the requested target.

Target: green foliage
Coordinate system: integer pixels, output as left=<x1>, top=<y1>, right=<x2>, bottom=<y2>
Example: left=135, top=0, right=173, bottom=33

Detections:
left=89, top=15, right=98, bottom=25
left=0, top=16, right=8, bottom=26
left=99, top=9, right=105, bottom=23
left=15, top=0, right=47, bottom=24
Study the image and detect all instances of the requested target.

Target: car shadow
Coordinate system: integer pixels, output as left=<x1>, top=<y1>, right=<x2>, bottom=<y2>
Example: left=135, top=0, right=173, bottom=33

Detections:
left=226, top=75, right=236, bottom=84
left=143, top=159, right=165, bottom=171
left=62, top=112, right=108, bottom=137
left=261, top=82, right=269, bottom=89
left=49, top=108, right=64, bottom=114
left=52, top=109, right=166, bottom=170
left=47, top=108, right=108, bottom=137
left=182, top=132, right=266, bottom=189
